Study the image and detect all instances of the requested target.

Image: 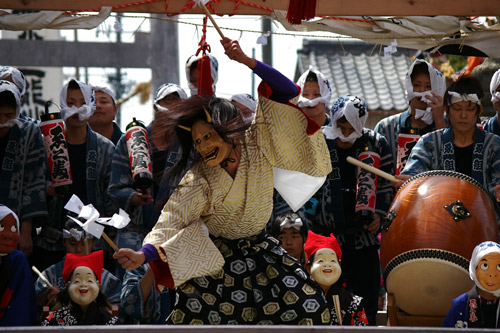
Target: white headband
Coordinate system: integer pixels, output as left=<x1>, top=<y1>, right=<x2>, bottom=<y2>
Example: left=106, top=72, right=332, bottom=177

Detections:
left=59, top=78, right=96, bottom=122
left=469, top=241, right=500, bottom=297
left=296, top=67, right=332, bottom=108
left=490, top=69, right=500, bottom=103
left=0, top=80, right=22, bottom=128
left=63, top=228, right=94, bottom=241
left=230, top=93, right=257, bottom=113
left=405, top=59, right=446, bottom=103
left=324, top=95, right=368, bottom=142
left=279, top=216, right=303, bottom=231
left=0, top=66, right=26, bottom=97
left=90, top=85, right=116, bottom=104
left=154, top=83, right=188, bottom=103
left=447, top=91, right=481, bottom=106
left=185, top=54, right=218, bottom=96
left=0, top=205, right=19, bottom=235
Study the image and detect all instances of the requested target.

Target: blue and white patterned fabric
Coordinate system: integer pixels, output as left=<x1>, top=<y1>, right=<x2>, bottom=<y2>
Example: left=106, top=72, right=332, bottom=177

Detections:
left=120, top=263, right=171, bottom=324
left=482, top=115, right=500, bottom=136
left=0, top=117, right=47, bottom=223
left=108, top=124, right=157, bottom=237
left=374, top=108, right=437, bottom=173
left=36, top=127, right=115, bottom=252
left=108, top=122, right=183, bottom=278
left=312, top=128, right=394, bottom=249
left=401, top=127, right=500, bottom=197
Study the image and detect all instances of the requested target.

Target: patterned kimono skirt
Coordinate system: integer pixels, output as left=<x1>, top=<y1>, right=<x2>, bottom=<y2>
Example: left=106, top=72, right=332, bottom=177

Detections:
left=167, top=231, right=330, bottom=325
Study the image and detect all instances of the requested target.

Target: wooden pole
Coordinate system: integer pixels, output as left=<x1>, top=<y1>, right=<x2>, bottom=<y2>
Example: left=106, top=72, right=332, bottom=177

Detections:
left=346, top=156, right=399, bottom=183
left=32, top=266, right=54, bottom=288
left=333, top=294, right=342, bottom=325
left=101, top=231, right=119, bottom=252
left=200, top=3, right=225, bottom=39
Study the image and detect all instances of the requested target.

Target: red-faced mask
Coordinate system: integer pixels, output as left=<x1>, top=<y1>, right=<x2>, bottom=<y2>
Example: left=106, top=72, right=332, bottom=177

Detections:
left=0, top=206, right=20, bottom=255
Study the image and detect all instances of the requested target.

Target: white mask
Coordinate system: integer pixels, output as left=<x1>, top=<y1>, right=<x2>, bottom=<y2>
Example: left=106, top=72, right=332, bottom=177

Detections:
left=414, top=107, right=434, bottom=125
left=298, top=96, right=324, bottom=108
left=329, top=125, right=361, bottom=144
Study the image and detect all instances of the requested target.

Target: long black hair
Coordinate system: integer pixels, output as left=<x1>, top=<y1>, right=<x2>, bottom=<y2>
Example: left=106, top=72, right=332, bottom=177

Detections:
left=152, top=96, right=249, bottom=180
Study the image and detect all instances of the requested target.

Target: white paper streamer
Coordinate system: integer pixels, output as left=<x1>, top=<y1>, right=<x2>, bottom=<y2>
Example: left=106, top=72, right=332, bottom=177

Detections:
left=64, top=194, right=130, bottom=239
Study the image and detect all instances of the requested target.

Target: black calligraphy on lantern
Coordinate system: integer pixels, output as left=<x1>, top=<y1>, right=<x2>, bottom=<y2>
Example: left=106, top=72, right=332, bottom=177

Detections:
left=129, top=129, right=151, bottom=173
left=355, top=153, right=379, bottom=211
left=48, top=124, right=71, bottom=181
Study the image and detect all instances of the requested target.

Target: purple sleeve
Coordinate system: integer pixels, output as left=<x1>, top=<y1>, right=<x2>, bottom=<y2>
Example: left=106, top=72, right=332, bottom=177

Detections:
left=253, top=60, right=298, bottom=103
left=140, top=244, right=160, bottom=262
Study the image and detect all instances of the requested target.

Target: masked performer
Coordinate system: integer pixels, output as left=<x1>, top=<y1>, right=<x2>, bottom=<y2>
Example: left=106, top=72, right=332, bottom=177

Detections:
left=310, top=95, right=393, bottom=325
left=304, top=231, right=368, bottom=326
left=0, top=205, right=37, bottom=326
left=41, top=250, right=118, bottom=326
left=443, top=241, right=500, bottom=328
left=114, top=37, right=332, bottom=325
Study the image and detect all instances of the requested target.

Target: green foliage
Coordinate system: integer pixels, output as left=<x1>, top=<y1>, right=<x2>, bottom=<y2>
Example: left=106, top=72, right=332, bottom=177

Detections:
left=446, top=55, right=468, bottom=72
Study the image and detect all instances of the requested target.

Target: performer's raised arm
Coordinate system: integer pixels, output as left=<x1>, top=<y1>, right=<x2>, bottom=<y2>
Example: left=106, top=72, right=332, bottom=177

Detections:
left=220, top=37, right=298, bottom=102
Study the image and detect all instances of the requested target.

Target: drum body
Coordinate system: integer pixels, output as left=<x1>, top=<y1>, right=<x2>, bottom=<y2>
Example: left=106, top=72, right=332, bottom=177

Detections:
left=381, top=170, right=498, bottom=316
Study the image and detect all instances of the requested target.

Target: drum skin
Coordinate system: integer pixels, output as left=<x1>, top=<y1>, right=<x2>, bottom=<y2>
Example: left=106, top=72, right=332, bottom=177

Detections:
left=380, top=170, right=498, bottom=316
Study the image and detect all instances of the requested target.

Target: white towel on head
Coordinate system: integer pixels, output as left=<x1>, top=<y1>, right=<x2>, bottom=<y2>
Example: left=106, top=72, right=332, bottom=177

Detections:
left=324, top=95, right=368, bottom=143
left=405, top=59, right=446, bottom=103
left=90, top=85, right=116, bottom=104
left=154, top=83, right=188, bottom=104
left=185, top=54, right=218, bottom=97
left=0, top=80, right=22, bottom=128
left=448, top=91, right=481, bottom=106
left=0, top=66, right=26, bottom=97
left=490, top=69, right=500, bottom=103
left=59, top=78, right=95, bottom=122
left=296, top=67, right=332, bottom=108
left=0, top=205, right=19, bottom=234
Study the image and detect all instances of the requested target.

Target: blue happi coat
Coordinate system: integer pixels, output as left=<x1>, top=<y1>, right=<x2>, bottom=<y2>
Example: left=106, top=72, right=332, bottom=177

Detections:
left=0, top=118, right=47, bottom=222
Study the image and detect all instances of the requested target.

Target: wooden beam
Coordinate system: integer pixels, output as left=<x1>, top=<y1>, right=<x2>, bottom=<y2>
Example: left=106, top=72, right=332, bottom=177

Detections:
left=0, top=34, right=151, bottom=67
left=0, top=0, right=499, bottom=16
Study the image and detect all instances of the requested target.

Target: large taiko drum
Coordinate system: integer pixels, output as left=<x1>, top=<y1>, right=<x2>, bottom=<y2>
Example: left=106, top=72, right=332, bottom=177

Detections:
left=380, top=170, right=498, bottom=316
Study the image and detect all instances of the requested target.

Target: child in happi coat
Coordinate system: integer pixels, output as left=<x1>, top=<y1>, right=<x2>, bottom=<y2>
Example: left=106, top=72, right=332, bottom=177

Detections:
left=0, top=205, right=37, bottom=326
left=443, top=241, right=500, bottom=328
left=41, top=250, right=118, bottom=326
left=305, top=230, right=368, bottom=326
left=269, top=212, right=307, bottom=265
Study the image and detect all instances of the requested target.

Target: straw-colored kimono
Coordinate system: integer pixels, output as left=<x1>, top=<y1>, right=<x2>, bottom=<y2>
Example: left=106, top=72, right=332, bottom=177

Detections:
left=144, top=93, right=331, bottom=289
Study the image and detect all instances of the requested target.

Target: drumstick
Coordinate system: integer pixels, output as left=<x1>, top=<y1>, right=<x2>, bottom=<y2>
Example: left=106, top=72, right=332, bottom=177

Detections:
left=32, top=266, right=53, bottom=288
left=333, top=294, right=342, bottom=325
left=200, top=3, right=225, bottom=39
left=346, top=156, right=399, bottom=183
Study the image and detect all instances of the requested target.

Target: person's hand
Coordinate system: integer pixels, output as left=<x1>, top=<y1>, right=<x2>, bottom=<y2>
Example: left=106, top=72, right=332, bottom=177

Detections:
left=113, top=248, right=145, bottom=270
left=220, top=37, right=256, bottom=69
left=47, top=286, right=60, bottom=303
left=428, top=92, right=445, bottom=129
left=18, top=220, right=33, bottom=256
left=391, top=174, right=411, bottom=189
left=365, top=213, right=381, bottom=234
left=46, top=183, right=63, bottom=198
left=130, top=189, right=154, bottom=206
left=494, top=184, right=500, bottom=202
